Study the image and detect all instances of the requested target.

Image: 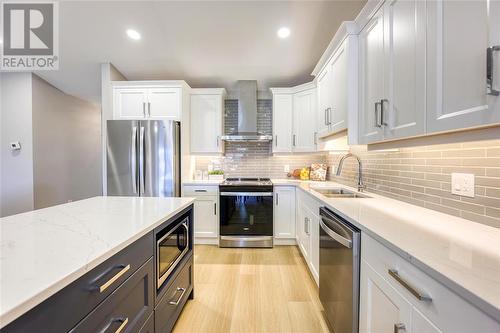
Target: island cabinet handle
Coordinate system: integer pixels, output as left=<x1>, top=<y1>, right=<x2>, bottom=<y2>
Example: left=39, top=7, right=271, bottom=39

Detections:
left=394, top=323, right=406, bottom=333
left=169, top=287, right=187, bottom=305
left=194, top=189, right=207, bottom=192
left=113, top=317, right=129, bottom=333
left=97, top=264, right=131, bottom=293
left=388, top=269, right=432, bottom=302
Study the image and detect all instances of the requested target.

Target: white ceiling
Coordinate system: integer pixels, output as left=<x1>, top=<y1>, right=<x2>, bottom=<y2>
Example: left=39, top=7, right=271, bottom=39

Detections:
left=37, top=0, right=366, bottom=103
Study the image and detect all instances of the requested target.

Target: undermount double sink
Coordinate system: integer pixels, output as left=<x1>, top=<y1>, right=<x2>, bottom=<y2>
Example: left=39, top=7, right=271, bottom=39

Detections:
left=311, top=187, right=371, bottom=198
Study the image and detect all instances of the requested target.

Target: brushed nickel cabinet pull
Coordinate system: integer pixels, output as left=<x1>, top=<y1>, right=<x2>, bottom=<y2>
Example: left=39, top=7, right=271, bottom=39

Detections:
left=147, top=101, right=151, bottom=117
left=293, top=134, right=296, bottom=146
left=169, top=287, right=187, bottom=305
left=381, top=99, right=388, bottom=126
left=194, top=189, right=207, bottom=192
left=394, top=323, right=406, bottom=333
left=275, top=135, right=278, bottom=146
left=214, top=202, right=217, bottom=215
left=324, top=109, right=328, bottom=125
left=114, top=317, right=129, bottom=333
left=314, top=132, right=317, bottom=145
left=487, top=46, right=500, bottom=95
left=388, top=269, right=432, bottom=302
left=374, top=102, right=382, bottom=127
left=142, top=102, right=146, bottom=117
left=275, top=193, right=279, bottom=205
left=98, top=264, right=130, bottom=293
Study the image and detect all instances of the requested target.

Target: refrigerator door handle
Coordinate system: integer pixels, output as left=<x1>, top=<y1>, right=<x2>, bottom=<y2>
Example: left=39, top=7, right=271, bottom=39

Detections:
left=131, top=126, right=138, bottom=194
left=139, top=126, right=145, bottom=195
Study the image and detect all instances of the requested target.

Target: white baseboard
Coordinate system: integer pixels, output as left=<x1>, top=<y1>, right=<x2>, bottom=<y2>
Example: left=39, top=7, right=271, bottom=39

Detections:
left=274, top=238, right=297, bottom=245
left=194, top=237, right=219, bottom=245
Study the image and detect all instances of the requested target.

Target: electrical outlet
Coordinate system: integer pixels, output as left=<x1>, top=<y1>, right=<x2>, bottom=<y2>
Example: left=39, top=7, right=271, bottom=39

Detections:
left=284, top=164, right=290, bottom=173
left=451, top=173, right=475, bottom=198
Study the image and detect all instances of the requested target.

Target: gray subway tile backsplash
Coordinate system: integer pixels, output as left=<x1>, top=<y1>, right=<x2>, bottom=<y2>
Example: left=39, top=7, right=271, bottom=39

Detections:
left=194, top=98, right=500, bottom=228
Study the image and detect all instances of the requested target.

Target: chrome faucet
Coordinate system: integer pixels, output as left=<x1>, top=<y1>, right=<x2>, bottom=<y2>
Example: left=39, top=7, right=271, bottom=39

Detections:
left=335, top=153, right=366, bottom=192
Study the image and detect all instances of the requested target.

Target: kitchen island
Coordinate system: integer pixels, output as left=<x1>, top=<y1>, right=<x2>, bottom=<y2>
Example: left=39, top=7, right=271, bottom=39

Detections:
left=0, top=196, right=195, bottom=332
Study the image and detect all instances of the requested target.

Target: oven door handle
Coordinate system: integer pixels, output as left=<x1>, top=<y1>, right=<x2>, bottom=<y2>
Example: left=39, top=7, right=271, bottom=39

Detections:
left=220, top=192, right=273, bottom=197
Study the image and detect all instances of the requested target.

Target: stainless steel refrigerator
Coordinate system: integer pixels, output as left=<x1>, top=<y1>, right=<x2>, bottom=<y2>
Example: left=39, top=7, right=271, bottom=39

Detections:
left=106, top=120, right=180, bottom=197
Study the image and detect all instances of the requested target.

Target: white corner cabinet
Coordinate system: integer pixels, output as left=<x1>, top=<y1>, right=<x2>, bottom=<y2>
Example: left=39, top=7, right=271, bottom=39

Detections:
left=313, top=22, right=359, bottom=143
left=183, top=185, right=219, bottom=244
left=112, top=81, right=189, bottom=121
left=270, top=83, right=317, bottom=153
left=190, top=88, right=226, bottom=154
left=360, top=233, right=500, bottom=333
left=357, top=0, right=500, bottom=144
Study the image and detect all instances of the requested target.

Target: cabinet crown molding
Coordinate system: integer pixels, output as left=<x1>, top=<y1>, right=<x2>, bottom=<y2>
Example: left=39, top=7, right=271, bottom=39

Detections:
left=311, top=21, right=358, bottom=77
left=270, top=81, right=316, bottom=95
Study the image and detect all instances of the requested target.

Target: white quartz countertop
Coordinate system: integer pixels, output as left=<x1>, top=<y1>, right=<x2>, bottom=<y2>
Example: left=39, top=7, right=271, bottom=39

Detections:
left=282, top=180, right=500, bottom=321
left=186, top=177, right=499, bottom=318
left=0, top=196, right=195, bottom=328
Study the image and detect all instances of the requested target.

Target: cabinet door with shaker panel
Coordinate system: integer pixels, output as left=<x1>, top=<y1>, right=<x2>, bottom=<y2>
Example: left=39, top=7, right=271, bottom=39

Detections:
left=114, top=88, right=148, bottom=119
left=274, top=186, right=296, bottom=239
left=183, top=185, right=219, bottom=242
left=426, top=0, right=500, bottom=133
left=358, top=7, right=385, bottom=144
left=272, top=94, right=293, bottom=153
left=190, top=89, right=225, bottom=154
left=292, top=88, right=317, bottom=152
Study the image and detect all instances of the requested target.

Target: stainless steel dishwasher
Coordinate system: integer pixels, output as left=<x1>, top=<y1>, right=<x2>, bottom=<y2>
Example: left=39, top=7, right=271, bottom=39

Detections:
left=319, top=207, right=361, bottom=333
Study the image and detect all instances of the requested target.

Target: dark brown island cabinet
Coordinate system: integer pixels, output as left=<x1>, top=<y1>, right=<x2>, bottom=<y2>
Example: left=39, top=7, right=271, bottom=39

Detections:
left=2, top=205, right=194, bottom=333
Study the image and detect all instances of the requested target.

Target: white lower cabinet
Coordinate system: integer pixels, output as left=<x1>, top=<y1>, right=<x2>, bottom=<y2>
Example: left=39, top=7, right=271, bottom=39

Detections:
left=274, top=186, right=296, bottom=240
left=296, top=190, right=320, bottom=285
left=360, top=233, right=500, bottom=333
left=360, top=259, right=412, bottom=333
left=183, top=185, right=218, bottom=243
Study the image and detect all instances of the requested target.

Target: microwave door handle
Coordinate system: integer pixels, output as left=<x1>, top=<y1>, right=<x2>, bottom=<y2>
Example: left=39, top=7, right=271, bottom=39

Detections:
left=319, top=218, right=352, bottom=248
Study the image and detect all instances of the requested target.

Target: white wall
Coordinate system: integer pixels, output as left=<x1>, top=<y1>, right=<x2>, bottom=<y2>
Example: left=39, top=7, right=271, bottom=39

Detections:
left=32, top=75, right=102, bottom=209
left=0, top=73, right=34, bottom=217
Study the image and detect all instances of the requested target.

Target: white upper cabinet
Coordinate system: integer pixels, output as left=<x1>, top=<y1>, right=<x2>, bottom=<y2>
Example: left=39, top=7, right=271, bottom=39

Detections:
left=113, top=88, right=148, bottom=119
left=357, top=0, right=500, bottom=143
left=270, top=83, right=317, bottom=153
left=190, top=89, right=226, bottom=154
left=359, top=0, right=426, bottom=143
left=293, top=88, right=317, bottom=152
left=112, top=82, right=185, bottom=121
left=330, top=42, right=348, bottom=133
left=359, top=9, right=385, bottom=144
left=312, top=22, right=358, bottom=143
left=317, top=62, right=334, bottom=137
left=383, top=0, right=426, bottom=140
left=426, top=0, right=500, bottom=133
left=148, top=87, right=181, bottom=120
left=272, top=94, right=293, bottom=153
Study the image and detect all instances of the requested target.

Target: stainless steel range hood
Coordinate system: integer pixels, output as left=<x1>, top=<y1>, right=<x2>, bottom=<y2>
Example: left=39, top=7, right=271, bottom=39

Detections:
left=221, top=80, right=273, bottom=142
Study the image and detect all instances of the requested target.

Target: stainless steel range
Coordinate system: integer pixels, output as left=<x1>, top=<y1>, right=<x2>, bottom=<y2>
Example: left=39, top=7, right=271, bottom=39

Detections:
left=219, top=178, right=274, bottom=248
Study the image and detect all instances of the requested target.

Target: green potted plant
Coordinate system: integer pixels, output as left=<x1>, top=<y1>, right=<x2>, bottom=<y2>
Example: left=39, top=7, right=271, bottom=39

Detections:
left=208, top=169, right=224, bottom=181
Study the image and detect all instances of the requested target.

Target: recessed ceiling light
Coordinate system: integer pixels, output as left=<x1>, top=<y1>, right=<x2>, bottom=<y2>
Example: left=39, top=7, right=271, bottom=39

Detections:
left=277, top=27, right=290, bottom=39
left=126, top=29, right=141, bottom=40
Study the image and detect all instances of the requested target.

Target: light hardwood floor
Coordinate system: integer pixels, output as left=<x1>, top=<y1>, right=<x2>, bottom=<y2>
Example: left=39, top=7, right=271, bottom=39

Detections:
left=173, top=245, right=330, bottom=333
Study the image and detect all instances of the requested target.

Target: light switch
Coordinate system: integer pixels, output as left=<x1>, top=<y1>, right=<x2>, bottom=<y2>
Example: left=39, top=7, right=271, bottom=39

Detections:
left=451, top=173, right=475, bottom=198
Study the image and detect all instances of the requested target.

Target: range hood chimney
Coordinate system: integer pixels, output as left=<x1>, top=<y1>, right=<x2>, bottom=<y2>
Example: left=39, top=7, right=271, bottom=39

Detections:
left=221, top=80, right=273, bottom=142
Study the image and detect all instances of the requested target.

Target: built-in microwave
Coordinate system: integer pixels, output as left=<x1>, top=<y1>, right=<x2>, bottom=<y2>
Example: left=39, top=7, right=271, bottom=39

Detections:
left=156, top=217, right=190, bottom=289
